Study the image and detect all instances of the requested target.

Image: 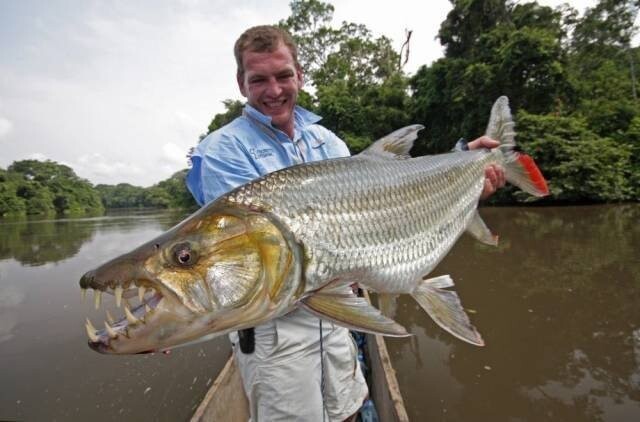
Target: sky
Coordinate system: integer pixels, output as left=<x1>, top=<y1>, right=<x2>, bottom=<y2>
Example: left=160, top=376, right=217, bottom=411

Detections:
left=0, top=0, right=615, bottom=186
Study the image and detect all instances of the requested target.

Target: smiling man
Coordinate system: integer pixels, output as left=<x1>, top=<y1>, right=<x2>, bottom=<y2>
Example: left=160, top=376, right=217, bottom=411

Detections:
left=186, top=25, right=504, bottom=421
left=187, top=26, right=367, bottom=421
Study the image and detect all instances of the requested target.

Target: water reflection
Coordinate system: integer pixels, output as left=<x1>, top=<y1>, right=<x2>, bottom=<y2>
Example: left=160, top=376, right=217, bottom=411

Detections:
left=0, top=219, right=94, bottom=266
left=387, top=205, right=640, bottom=422
left=0, top=209, right=191, bottom=266
left=0, top=210, right=228, bottom=422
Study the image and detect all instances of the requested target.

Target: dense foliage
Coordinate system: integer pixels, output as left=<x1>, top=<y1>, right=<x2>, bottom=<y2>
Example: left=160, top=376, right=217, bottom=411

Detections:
left=410, top=0, right=639, bottom=202
left=95, top=170, right=196, bottom=210
left=0, top=162, right=195, bottom=218
left=204, top=0, right=639, bottom=203
left=0, top=160, right=104, bottom=217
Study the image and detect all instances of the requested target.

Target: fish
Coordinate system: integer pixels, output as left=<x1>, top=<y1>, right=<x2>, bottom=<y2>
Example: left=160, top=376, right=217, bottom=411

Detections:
left=79, top=96, right=548, bottom=354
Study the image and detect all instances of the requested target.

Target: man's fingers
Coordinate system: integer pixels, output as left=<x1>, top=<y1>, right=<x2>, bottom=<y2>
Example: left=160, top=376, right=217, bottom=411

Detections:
left=485, top=166, right=498, bottom=187
left=480, top=179, right=495, bottom=200
left=480, top=164, right=506, bottom=200
left=468, top=136, right=499, bottom=150
left=496, top=165, right=506, bottom=188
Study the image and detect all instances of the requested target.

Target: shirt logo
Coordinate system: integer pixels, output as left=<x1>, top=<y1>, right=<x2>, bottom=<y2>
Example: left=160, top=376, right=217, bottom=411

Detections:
left=249, top=148, right=274, bottom=160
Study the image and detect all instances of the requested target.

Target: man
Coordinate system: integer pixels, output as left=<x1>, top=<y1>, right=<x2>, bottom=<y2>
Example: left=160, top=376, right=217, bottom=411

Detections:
left=187, top=25, right=504, bottom=421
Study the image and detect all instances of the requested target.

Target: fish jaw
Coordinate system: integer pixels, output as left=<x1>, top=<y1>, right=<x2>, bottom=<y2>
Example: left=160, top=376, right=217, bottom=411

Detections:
left=79, top=240, right=206, bottom=354
left=79, top=203, right=303, bottom=354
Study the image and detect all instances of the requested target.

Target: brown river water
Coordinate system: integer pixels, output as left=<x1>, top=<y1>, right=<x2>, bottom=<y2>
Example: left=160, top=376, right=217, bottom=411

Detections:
left=0, top=205, right=638, bottom=421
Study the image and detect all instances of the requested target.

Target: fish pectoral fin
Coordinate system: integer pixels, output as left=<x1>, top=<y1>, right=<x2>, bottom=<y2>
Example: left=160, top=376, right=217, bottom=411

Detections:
left=412, top=275, right=485, bottom=346
left=466, top=210, right=499, bottom=246
left=301, top=292, right=410, bottom=337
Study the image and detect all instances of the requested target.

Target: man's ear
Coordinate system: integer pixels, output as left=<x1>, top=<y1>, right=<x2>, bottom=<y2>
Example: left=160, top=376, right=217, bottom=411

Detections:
left=296, top=64, right=304, bottom=89
left=237, top=72, right=247, bottom=97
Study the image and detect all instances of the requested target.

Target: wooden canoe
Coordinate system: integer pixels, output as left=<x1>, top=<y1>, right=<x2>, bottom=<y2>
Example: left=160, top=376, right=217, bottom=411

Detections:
left=190, top=332, right=409, bottom=422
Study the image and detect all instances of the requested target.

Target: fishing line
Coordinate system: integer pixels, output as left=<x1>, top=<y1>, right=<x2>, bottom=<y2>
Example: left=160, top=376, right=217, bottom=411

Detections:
left=319, top=319, right=326, bottom=422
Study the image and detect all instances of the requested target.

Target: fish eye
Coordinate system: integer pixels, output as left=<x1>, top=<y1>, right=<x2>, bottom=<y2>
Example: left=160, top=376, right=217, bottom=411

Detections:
left=171, top=242, right=197, bottom=266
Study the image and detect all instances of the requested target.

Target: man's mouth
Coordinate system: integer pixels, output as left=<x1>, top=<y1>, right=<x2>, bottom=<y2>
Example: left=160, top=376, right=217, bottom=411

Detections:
left=264, top=98, right=287, bottom=109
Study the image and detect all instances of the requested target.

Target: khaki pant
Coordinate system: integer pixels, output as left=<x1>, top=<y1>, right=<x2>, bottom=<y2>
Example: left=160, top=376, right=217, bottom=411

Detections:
left=231, top=308, right=368, bottom=421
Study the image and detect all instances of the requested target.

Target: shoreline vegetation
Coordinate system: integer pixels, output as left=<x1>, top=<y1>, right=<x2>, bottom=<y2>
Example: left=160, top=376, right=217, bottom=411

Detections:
left=2, top=0, right=639, bottom=218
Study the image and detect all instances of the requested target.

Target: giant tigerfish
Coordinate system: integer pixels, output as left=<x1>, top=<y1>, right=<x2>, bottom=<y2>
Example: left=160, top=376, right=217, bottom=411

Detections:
left=80, top=96, right=548, bottom=354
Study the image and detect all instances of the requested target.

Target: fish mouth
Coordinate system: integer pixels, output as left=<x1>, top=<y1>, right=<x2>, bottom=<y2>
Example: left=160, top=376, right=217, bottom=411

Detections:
left=80, top=270, right=168, bottom=354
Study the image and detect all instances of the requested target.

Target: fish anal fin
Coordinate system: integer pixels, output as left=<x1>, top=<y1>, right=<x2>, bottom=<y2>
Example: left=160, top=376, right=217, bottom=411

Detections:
left=302, top=292, right=409, bottom=337
left=412, top=275, right=484, bottom=346
left=467, top=210, right=499, bottom=246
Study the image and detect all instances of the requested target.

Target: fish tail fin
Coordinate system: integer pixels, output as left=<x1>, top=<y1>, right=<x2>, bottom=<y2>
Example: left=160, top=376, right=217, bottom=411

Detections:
left=486, top=96, right=549, bottom=197
left=411, top=275, right=484, bottom=346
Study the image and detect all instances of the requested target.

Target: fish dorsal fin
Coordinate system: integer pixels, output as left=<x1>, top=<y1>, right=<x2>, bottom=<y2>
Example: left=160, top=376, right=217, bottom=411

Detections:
left=301, top=290, right=410, bottom=337
left=359, top=124, right=424, bottom=160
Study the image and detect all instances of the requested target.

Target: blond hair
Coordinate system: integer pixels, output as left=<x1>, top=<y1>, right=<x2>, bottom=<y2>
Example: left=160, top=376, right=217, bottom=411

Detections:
left=234, top=25, right=299, bottom=77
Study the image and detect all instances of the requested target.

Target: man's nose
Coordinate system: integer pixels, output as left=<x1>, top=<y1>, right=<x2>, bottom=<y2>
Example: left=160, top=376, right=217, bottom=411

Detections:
left=265, top=78, right=283, bottom=96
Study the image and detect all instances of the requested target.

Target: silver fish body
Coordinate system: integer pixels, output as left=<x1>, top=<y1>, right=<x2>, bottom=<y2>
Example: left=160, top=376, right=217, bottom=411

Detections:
left=224, top=148, right=495, bottom=295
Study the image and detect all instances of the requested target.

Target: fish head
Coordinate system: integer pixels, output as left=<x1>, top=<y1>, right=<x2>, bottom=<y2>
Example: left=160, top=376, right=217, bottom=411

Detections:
left=80, top=204, right=301, bottom=354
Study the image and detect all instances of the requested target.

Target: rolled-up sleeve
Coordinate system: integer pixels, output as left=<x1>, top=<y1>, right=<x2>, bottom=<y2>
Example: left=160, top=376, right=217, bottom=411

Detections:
left=186, top=135, right=260, bottom=206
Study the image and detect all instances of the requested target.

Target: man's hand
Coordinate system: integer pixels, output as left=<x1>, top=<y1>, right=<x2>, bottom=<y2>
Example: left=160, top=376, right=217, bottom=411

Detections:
left=467, top=136, right=505, bottom=200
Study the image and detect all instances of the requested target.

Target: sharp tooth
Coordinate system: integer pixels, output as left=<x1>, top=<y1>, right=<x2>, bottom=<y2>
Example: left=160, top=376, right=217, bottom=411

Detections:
left=124, top=305, right=138, bottom=325
left=105, top=310, right=115, bottom=325
left=81, top=288, right=87, bottom=301
left=145, top=304, right=152, bottom=314
left=115, top=286, right=123, bottom=307
left=138, top=286, right=146, bottom=302
left=85, top=318, right=99, bottom=342
left=94, top=290, right=102, bottom=309
left=104, top=321, right=118, bottom=338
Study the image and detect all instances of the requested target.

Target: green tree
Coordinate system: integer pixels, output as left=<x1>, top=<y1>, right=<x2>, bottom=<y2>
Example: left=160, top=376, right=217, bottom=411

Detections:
left=3, top=160, right=103, bottom=216
left=516, top=111, right=634, bottom=202
left=154, top=170, right=198, bottom=209
left=438, top=0, right=511, bottom=59
left=569, top=0, right=640, bottom=137
left=280, top=0, right=412, bottom=150
left=279, top=0, right=340, bottom=77
left=205, top=99, right=244, bottom=135
left=96, top=183, right=147, bottom=208
left=411, top=1, right=570, bottom=154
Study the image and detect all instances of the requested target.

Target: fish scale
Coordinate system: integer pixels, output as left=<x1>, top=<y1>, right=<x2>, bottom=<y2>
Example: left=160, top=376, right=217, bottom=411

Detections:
left=223, top=148, right=498, bottom=294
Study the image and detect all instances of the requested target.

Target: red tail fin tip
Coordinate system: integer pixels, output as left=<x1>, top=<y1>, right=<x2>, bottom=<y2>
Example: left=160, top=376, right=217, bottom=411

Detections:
left=517, top=154, right=549, bottom=196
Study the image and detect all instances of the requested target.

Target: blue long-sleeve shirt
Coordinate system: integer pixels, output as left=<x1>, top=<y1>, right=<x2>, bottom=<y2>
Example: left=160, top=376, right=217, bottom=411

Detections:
left=186, top=104, right=350, bottom=205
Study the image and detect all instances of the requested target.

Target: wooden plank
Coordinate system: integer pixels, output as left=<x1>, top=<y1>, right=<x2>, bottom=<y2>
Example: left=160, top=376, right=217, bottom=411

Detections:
left=190, top=353, right=249, bottom=422
left=367, top=333, right=410, bottom=422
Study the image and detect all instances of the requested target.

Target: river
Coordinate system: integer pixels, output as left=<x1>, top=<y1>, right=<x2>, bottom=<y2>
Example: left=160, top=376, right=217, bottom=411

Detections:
left=0, top=205, right=638, bottom=421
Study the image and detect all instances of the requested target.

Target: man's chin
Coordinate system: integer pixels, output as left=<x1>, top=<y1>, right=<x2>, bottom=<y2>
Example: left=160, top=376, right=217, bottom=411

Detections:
left=266, top=113, right=293, bottom=128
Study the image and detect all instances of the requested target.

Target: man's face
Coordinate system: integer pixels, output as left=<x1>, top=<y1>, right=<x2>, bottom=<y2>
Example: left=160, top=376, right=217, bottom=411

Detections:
left=237, top=43, right=303, bottom=137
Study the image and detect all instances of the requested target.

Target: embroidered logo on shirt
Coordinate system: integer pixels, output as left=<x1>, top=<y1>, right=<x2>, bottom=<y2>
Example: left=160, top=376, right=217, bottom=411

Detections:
left=249, top=148, right=274, bottom=160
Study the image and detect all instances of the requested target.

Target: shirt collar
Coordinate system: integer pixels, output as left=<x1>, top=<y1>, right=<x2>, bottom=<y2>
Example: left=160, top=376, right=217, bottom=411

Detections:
left=243, top=103, right=322, bottom=131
